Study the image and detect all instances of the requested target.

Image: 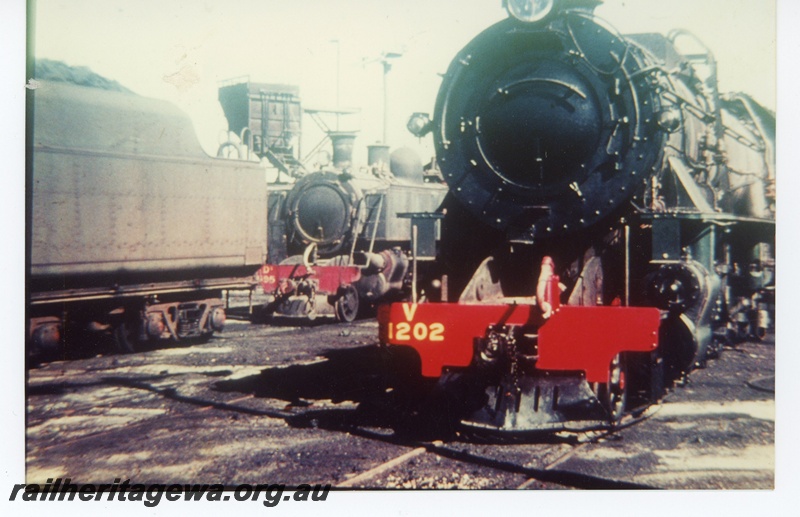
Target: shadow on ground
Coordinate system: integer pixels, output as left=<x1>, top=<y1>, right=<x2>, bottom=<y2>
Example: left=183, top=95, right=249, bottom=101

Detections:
left=213, top=345, right=580, bottom=445
left=214, top=345, right=414, bottom=433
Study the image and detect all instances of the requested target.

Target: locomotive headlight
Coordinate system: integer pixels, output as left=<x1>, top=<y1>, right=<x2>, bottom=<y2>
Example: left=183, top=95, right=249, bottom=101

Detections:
left=505, top=0, right=554, bottom=23
left=407, top=112, right=432, bottom=137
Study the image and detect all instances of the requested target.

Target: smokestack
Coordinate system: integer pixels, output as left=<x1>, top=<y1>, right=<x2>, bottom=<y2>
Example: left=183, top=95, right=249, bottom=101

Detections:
left=367, top=143, right=391, bottom=170
left=329, top=131, right=358, bottom=169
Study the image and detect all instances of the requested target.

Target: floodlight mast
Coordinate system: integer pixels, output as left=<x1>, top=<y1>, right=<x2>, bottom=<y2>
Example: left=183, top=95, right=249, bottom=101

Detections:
left=380, top=51, right=403, bottom=145
left=330, top=39, right=341, bottom=130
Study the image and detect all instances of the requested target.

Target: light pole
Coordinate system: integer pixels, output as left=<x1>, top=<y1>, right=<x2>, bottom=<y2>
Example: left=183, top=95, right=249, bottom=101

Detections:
left=330, top=39, right=341, bottom=130
left=379, top=51, right=402, bottom=144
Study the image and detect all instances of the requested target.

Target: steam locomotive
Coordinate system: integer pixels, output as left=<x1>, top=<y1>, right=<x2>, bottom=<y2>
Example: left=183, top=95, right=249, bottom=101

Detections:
left=216, top=81, right=446, bottom=322
left=27, top=63, right=446, bottom=361
left=378, top=0, right=775, bottom=433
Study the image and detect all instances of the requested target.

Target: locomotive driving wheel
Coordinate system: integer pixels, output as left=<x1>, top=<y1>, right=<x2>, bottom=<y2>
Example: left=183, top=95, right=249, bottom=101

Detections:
left=596, top=353, right=627, bottom=424
left=334, top=285, right=359, bottom=323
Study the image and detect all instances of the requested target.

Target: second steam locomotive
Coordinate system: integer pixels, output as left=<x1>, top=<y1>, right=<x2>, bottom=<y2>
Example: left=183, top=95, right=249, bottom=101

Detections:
left=379, top=0, right=775, bottom=433
left=216, top=80, right=446, bottom=322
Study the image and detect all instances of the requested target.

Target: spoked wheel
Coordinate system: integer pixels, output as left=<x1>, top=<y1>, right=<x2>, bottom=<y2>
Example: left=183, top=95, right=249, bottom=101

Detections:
left=334, top=285, right=359, bottom=323
left=597, top=353, right=627, bottom=424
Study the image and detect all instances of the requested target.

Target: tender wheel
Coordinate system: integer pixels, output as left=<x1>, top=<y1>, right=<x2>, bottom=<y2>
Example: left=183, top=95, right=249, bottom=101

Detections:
left=29, top=318, right=63, bottom=364
left=597, top=354, right=627, bottom=424
left=334, top=285, right=359, bottom=323
left=113, top=319, right=141, bottom=354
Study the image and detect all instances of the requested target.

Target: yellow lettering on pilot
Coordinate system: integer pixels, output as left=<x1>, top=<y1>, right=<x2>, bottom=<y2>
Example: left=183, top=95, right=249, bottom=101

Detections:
left=429, top=323, right=445, bottom=341
left=402, top=303, right=418, bottom=322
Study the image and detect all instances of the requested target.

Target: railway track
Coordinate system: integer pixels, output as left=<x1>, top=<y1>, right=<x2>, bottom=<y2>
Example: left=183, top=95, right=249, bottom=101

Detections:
left=331, top=408, right=662, bottom=489
left=25, top=320, right=774, bottom=489
left=25, top=360, right=651, bottom=489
